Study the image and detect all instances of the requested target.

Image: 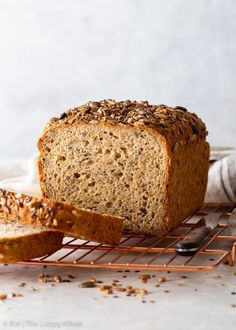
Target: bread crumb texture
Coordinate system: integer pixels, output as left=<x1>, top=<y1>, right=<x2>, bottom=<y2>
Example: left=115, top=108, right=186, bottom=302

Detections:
left=0, top=218, right=63, bottom=262
left=38, top=100, right=209, bottom=236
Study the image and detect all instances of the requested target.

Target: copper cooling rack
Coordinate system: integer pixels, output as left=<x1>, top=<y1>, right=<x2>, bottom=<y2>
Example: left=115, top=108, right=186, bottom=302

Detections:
left=17, top=203, right=236, bottom=272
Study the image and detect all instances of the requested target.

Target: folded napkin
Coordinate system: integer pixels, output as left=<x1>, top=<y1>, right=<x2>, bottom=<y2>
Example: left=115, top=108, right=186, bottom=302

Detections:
left=205, top=147, right=236, bottom=203
left=0, top=148, right=236, bottom=202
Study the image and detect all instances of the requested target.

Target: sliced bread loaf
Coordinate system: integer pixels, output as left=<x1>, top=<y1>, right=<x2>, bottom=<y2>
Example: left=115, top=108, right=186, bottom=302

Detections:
left=38, top=100, right=209, bottom=236
left=0, top=189, right=123, bottom=245
left=0, top=218, right=63, bottom=262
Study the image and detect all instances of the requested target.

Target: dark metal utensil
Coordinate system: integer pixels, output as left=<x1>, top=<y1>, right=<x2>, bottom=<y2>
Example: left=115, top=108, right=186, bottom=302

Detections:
left=174, top=214, right=221, bottom=256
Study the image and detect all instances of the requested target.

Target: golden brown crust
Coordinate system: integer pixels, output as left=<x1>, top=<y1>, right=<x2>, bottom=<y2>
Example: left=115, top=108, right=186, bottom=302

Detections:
left=40, top=100, right=207, bottom=150
left=166, top=140, right=210, bottom=231
left=0, top=189, right=123, bottom=245
left=0, top=227, right=63, bottom=263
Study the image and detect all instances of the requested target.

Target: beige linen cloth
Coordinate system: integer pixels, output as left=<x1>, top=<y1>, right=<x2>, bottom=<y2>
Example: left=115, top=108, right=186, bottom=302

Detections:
left=0, top=148, right=236, bottom=202
left=205, top=147, right=236, bottom=203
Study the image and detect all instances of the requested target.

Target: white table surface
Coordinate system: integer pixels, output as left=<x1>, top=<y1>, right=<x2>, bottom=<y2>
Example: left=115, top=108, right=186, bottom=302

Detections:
left=1, top=262, right=236, bottom=330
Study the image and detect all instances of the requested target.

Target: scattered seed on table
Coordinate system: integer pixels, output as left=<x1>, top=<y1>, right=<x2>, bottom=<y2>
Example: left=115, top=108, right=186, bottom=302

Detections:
left=38, top=275, right=47, bottom=283
left=19, top=283, right=26, bottom=287
left=79, top=281, right=96, bottom=288
left=54, top=275, right=62, bottom=283
left=114, top=287, right=126, bottom=292
left=136, top=289, right=149, bottom=297
left=97, top=285, right=112, bottom=291
left=126, top=288, right=135, bottom=294
left=138, top=274, right=151, bottom=282
left=158, top=276, right=166, bottom=283
left=105, top=289, right=113, bottom=294
left=11, top=293, right=23, bottom=298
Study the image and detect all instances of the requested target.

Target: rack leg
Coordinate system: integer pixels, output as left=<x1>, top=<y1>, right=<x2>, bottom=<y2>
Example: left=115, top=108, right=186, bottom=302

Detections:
left=225, top=244, right=236, bottom=266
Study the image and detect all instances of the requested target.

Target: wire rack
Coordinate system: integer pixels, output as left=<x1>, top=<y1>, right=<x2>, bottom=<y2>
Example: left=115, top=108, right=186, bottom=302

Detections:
left=18, top=203, right=236, bottom=272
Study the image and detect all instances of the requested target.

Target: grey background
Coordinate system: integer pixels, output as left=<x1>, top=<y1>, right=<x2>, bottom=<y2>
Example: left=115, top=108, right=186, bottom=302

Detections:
left=0, top=0, right=235, bottom=159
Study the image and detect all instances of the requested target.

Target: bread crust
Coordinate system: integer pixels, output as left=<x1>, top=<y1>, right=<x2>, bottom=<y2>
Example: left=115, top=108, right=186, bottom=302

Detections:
left=39, top=100, right=207, bottom=147
left=0, top=189, right=123, bottom=245
left=0, top=221, right=63, bottom=263
left=165, top=139, right=210, bottom=231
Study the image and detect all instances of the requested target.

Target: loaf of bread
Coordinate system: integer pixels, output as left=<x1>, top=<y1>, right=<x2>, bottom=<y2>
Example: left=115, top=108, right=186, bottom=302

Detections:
left=0, top=189, right=123, bottom=245
left=0, top=218, right=63, bottom=262
left=38, top=100, right=209, bottom=236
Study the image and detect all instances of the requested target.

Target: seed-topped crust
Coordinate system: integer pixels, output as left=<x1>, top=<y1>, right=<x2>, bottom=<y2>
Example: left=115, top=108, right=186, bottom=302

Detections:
left=45, top=100, right=207, bottom=146
left=0, top=189, right=123, bottom=245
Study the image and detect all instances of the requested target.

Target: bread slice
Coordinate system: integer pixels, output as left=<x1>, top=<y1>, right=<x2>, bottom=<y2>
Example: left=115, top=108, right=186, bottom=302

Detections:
left=0, top=189, right=123, bottom=245
left=38, top=100, right=209, bottom=236
left=0, top=218, right=63, bottom=262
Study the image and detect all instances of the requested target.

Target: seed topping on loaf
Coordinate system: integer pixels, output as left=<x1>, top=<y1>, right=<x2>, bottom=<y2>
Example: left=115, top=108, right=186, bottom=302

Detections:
left=0, top=189, right=57, bottom=226
left=47, top=100, right=207, bottom=146
left=0, top=189, right=124, bottom=246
